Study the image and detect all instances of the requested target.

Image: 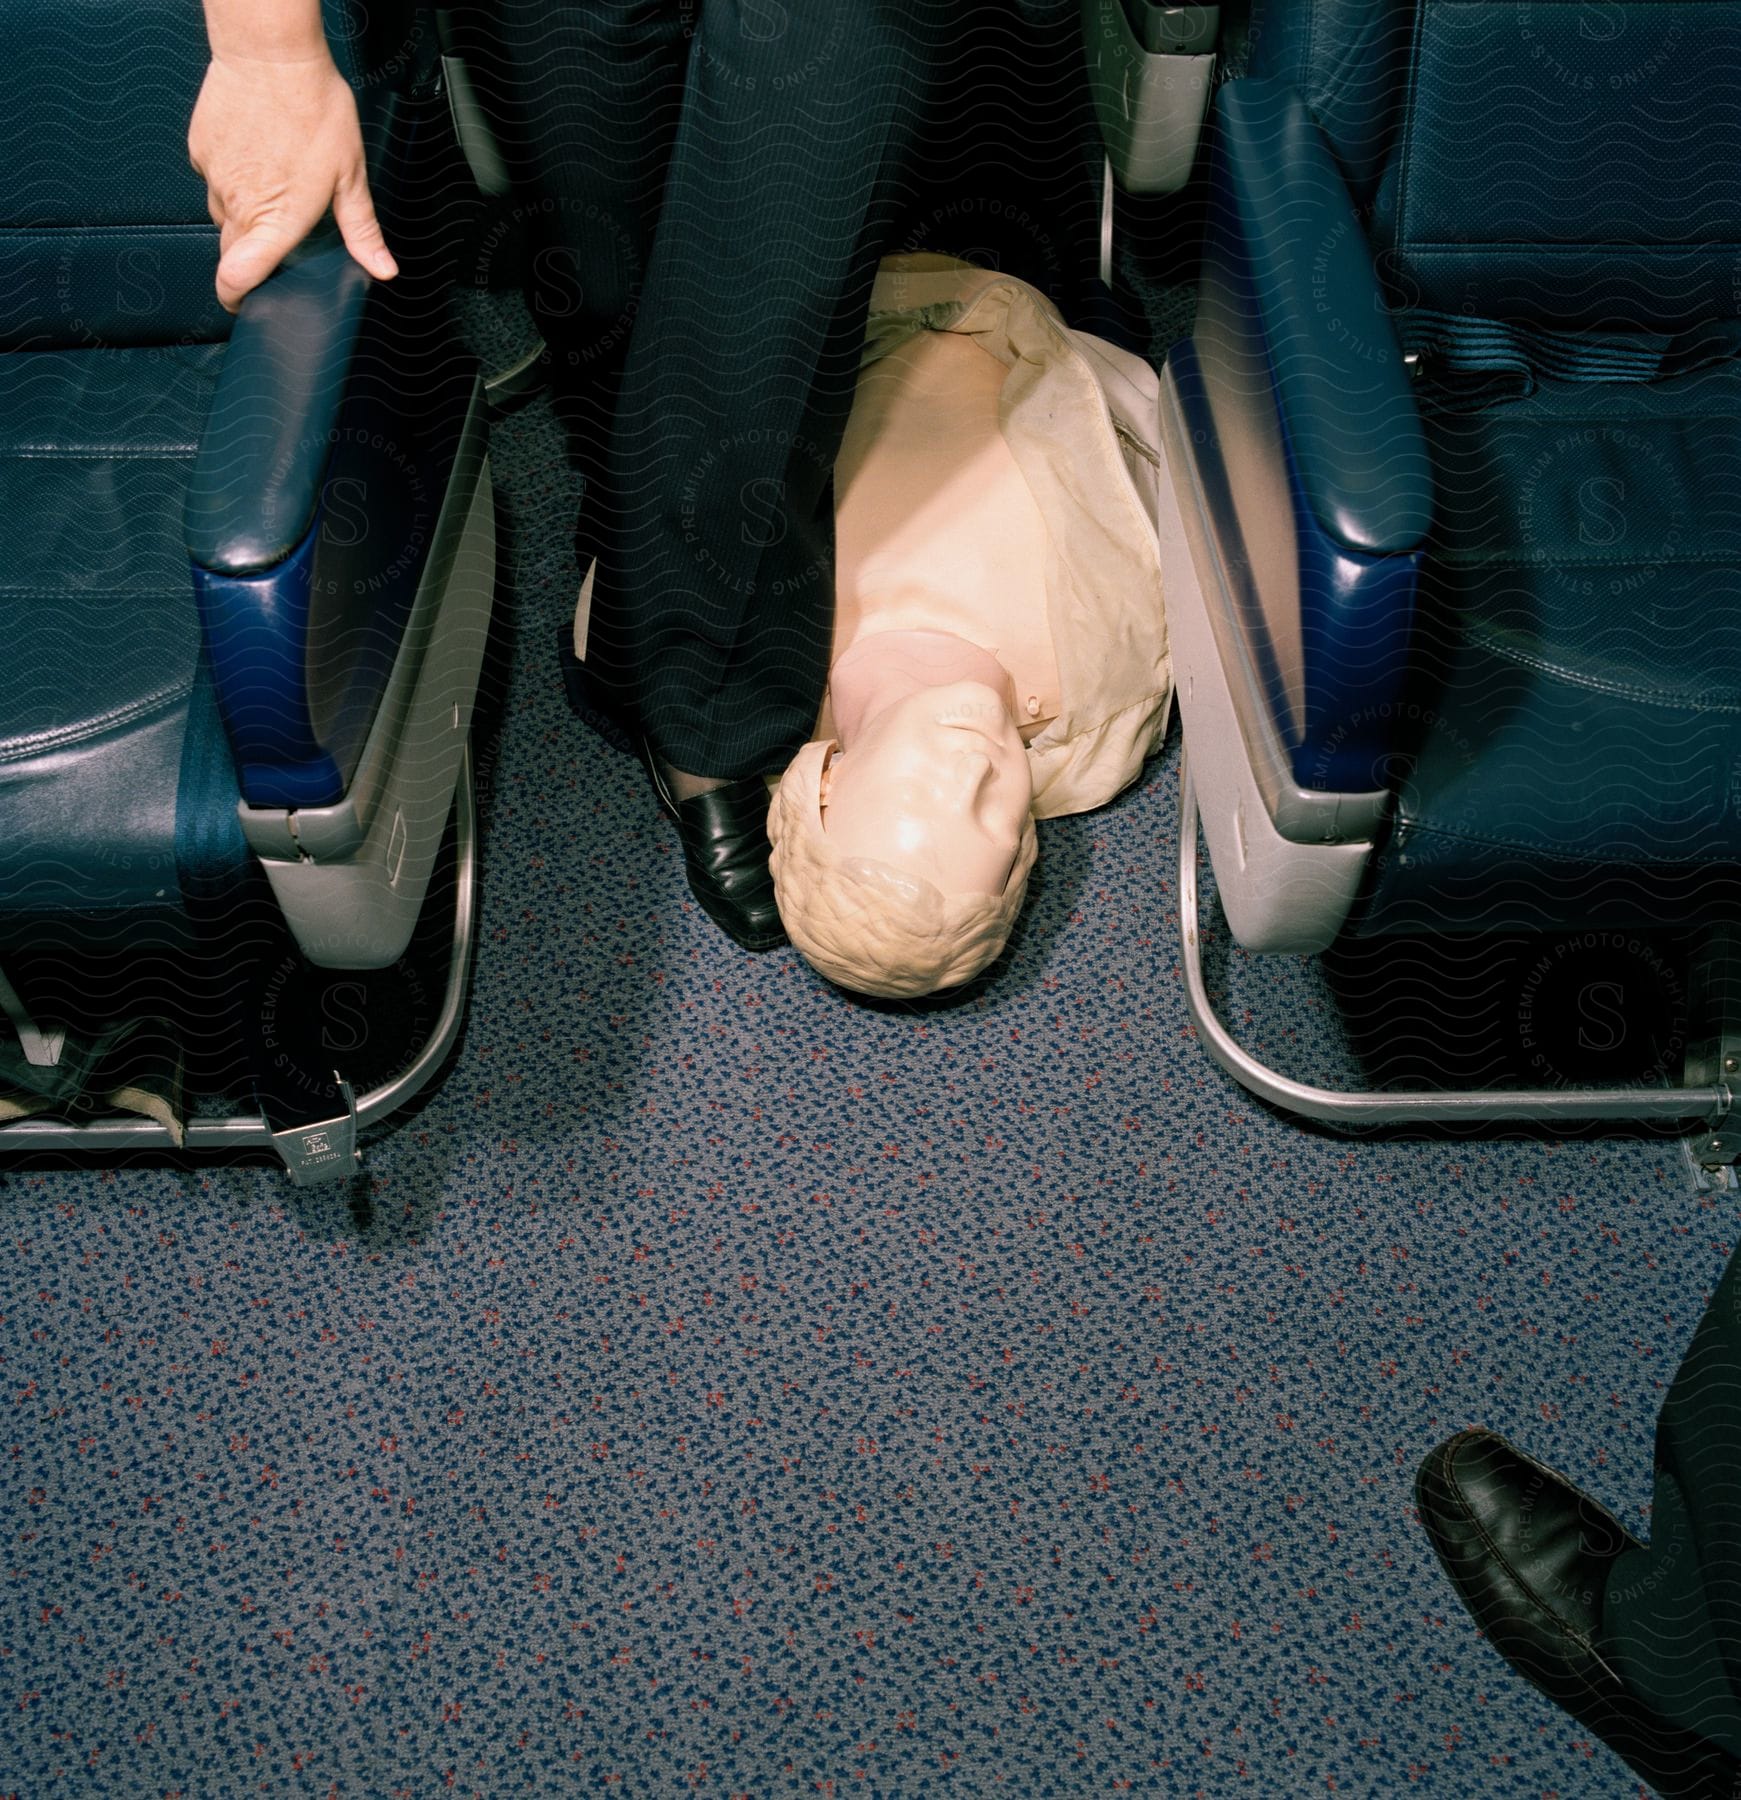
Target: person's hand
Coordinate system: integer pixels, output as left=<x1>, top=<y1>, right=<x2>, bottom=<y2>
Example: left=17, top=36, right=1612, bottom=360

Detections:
left=188, top=52, right=398, bottom=312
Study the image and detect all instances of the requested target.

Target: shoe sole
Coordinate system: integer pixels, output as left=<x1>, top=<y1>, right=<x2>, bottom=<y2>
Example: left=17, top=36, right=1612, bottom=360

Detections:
left=688, top=884, right=788, bottom=953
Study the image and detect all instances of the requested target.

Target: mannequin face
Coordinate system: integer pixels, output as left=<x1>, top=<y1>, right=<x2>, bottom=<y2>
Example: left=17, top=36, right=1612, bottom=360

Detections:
left=821, top=680, right=1032, bottom=895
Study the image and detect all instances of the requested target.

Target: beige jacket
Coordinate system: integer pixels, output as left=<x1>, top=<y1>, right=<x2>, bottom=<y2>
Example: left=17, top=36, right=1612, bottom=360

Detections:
left=857, top=257, right=1171, bottom=819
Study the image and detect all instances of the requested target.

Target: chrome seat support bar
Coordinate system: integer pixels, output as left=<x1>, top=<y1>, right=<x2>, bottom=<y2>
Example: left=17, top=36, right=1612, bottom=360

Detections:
left=0, top=744, right=479, bottom=1175
left=1177, top=753, right=1732, bottom=1129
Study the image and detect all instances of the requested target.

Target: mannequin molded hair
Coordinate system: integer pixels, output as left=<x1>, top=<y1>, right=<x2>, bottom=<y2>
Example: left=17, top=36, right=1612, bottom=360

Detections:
left=768, top=739, right=1039, bottom=999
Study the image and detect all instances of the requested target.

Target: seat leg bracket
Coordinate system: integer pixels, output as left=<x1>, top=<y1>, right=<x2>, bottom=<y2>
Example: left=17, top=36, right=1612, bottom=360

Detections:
left=268, top=1071, right=361, bottom=1186
left=1681, top=929, right=1741, bottom=1185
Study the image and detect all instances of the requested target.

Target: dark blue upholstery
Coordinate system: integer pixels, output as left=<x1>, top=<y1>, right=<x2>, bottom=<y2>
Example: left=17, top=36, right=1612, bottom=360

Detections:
left=1182, top=76, right=1430, bottom=792
left=186, top=238, right=373, bottom=574
left=1187, top=0, right=1741, bottom=935
left=0, top=0, right=475, bottom=961
left=1197, top=80, right=1431, bottom=557
left=1372, top=3, right=1741, bottom=331
left=1252, top=0, right=1741, bottom=329
left=0, top=345, right=223, bottom=932
left=185, top=237, right=375, bottom=808
left=1246, top=0, right=1414, bottom=206
left=1362, top=357, right=1741, bottom=932
left=190, top=244, right=466, bottom=810
left=0, top=1, right=229, bottom=349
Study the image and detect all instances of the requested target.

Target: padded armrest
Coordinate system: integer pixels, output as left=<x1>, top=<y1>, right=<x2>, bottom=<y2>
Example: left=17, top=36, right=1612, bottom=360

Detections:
left=184, top=66, right=420, bottom=575
left=1184, top=76, right=1430, bottom=797
left=183, top=234, right=370, bottom=575
left=182, top=68, right=476, bottom=813
left=1204, top=77, right=1430, bottom=554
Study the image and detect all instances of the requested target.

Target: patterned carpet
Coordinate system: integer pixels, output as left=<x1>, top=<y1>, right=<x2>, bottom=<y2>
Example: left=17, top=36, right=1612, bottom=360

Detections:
left=3, top=154, right=1738, bottom=1800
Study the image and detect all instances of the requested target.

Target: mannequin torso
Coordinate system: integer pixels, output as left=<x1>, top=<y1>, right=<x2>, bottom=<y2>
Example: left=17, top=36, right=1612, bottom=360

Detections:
left=767, top=255, right=1170, bottom=996
left=819, top=328, right=1061, bottom=746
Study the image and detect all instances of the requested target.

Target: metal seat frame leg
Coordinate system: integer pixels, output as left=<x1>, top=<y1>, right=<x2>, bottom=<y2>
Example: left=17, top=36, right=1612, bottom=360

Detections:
left=0, top=744, right=480, bottom=1182
left=1177, top=752, right=1734, bottom=1144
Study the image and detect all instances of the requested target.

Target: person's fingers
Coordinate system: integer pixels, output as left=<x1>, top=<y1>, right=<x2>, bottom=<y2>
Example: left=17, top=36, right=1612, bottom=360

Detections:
left=206, top=187, right=226, bottom=229
left=331, top=166, right=398, bottom=282
left=215, top=218, right=302, bottom=313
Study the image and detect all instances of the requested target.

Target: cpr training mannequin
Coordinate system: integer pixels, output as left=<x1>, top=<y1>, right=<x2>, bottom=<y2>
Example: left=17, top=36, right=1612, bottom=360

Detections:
left=768, top=255, right=1172, bottom=999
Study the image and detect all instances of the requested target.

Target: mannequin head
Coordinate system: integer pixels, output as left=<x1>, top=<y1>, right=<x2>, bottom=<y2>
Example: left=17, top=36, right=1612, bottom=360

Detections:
left=824, top=676, right=1033, bottom=893
left=769, top=649, right=1039, bottom=998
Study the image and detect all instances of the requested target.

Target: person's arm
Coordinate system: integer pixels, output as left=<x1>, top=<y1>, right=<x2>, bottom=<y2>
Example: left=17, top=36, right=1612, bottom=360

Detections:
left=188, top=0, right=397, bottom=312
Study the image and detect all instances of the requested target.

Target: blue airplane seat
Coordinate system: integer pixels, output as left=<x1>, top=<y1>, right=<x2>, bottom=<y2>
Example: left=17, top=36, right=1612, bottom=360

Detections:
left=1162, top=0, right=1741, bottom=955
left=1151, top=0, right=1741, bottom=1135
left=0, top=0, right=495, bottom=1178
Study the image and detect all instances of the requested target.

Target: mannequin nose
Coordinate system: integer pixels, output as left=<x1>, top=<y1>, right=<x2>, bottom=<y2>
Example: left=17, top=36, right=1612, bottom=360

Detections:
left=952, top=750, right=994, bottom=802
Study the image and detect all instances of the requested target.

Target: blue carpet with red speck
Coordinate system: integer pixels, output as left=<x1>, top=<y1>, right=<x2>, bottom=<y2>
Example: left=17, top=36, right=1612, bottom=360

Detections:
left=0, top=299, right=1735, bottom=1799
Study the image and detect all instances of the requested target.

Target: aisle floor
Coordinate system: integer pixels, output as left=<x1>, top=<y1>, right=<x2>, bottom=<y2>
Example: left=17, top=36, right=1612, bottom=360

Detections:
left=0, top=341, right=1732, bottom=1799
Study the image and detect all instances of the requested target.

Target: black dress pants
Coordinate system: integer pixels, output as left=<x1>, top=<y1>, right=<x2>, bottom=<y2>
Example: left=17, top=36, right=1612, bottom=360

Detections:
left=1603, top=1237, right=1741, bottom=1757
left=484, top=0, right=936, bottom=778
left=477, top=1, right=1101, bottom=779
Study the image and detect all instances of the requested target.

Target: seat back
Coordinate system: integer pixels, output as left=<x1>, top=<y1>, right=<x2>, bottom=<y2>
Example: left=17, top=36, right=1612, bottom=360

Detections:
left=1250, top=0, right=1741, bottom=331
left=0, top=0, right=426, bottom=349
left=0, top=0, right=226, bottom=347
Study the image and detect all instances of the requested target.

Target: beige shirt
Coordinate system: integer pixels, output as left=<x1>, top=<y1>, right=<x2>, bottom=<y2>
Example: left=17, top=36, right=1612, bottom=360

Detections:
left=575, top=255, right=1173, bottom=819
left=831, top=256, right=1171, bottom=820
left=830, top=325, right=1066, bottom=737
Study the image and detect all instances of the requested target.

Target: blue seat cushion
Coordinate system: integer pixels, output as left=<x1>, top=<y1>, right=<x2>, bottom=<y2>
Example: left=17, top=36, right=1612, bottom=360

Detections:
left=0, top=0, right=418, bottom=350
left=0, top=344, right=225, bottom=933
left=0, top=1, right=230, bottom=349
left=1359, top=360, right=1741, bottom=933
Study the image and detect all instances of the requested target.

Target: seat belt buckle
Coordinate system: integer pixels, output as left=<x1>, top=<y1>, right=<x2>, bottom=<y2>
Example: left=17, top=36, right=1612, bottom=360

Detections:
left=270, top=1070, right=361, bottom=1185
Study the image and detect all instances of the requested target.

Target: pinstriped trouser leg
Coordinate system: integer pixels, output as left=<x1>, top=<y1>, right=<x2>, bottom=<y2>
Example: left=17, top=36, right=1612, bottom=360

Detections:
left=1602, top=1241, right=1741, bottom=1758
left=487, top=4, right=1057, bottom=778
left=583, top=2, right=937, bottom=778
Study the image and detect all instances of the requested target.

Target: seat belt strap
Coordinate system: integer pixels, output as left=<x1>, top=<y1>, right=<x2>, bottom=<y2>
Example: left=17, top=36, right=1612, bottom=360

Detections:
left=1396, top=308, right=1741, bottom=408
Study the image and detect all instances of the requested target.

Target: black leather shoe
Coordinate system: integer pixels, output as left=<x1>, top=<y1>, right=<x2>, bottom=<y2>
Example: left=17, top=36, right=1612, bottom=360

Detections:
left=1416, top=1429, right=1741, bottom=1799
left=639, top=742, right=786, bottom=953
